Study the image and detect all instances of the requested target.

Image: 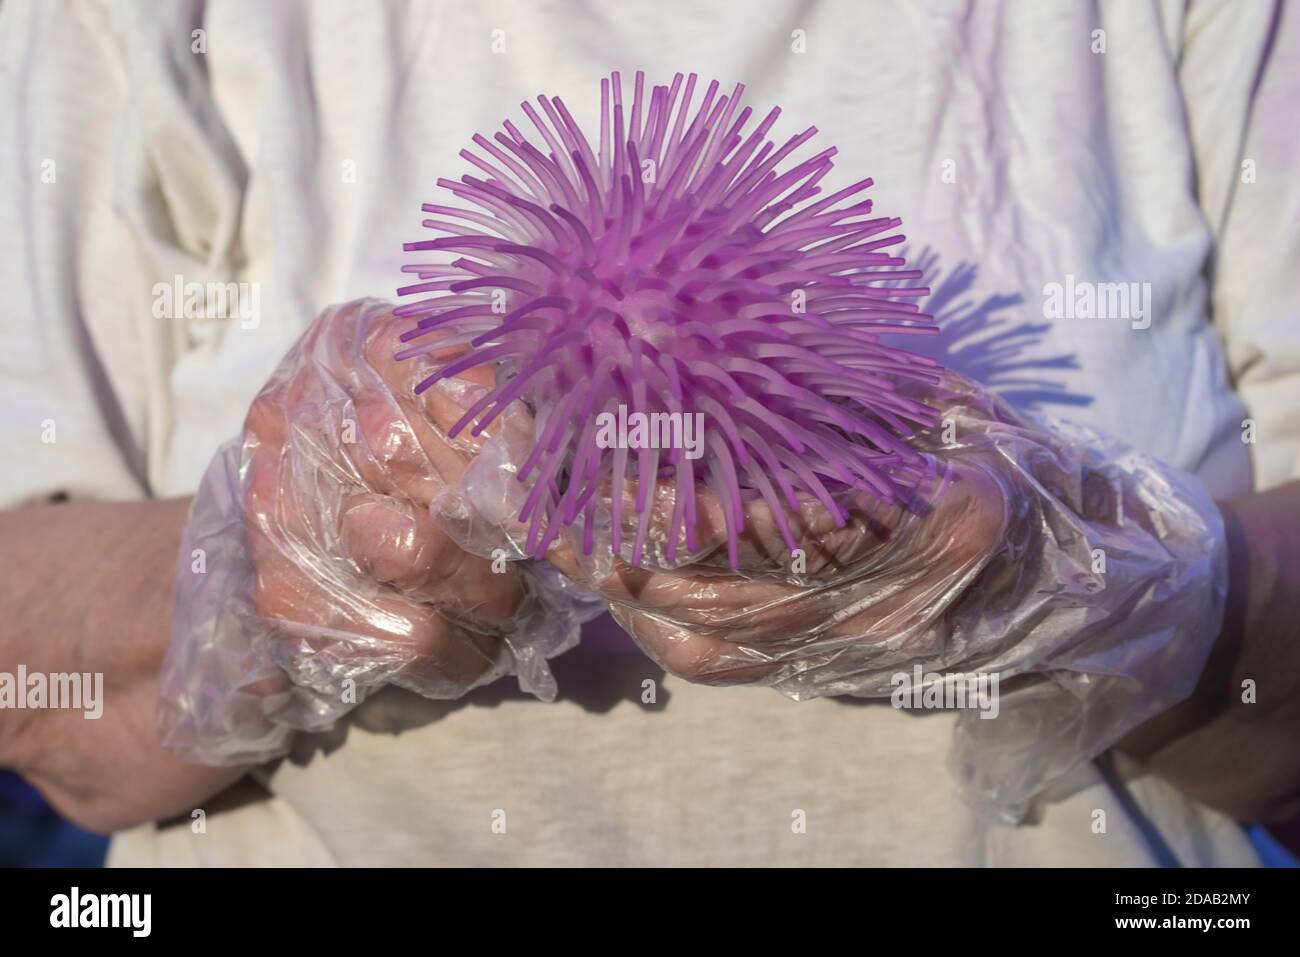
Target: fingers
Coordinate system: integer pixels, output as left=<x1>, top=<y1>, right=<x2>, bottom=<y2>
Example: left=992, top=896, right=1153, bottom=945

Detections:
left=238, top=303, right=555, bottom=700
left=351, top=311, right=539, bottom=512
left=610, top=584, right=950, bottom=687
left=245, top=299, right=1010, bottom=700
left=364, top=309, right=524, bottom=450
left=541, top=474, right=730, bottom=585
left=245, top=465, right=517, bottom=688
left=542, top=458, right=926, bottom=589
left=609, top=605, right=780, bottom=686
left=337, top=493, right=525, bottom=625
left=251, top=547, right=502, bottom=688
left=348, top=391, right=451, bottom=506
left=360, top=306, right=496, bottom=413
left=610, top=565, right=951, bottom=686
left=366, top=306, right=907, bottom=583
left=246, top=304, right=509, bottom=513
left=575, top=454, right=1008, bottom=687
left=543, top=483, right=915, bottom=629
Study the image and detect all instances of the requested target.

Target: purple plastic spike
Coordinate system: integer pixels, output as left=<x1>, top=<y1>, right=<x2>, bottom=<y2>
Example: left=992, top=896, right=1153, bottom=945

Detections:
left=398, top=72, right=943, bottom=569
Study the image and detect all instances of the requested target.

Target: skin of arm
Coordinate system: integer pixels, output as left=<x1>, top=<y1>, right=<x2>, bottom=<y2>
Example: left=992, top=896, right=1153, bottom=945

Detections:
left=0, top=497, right=247, bottom=834
left=1118, top=479, right=1300, bottom=824
left=0, top=308, right=527, bottom=835
left=1, top=481, right=1296, bottom=834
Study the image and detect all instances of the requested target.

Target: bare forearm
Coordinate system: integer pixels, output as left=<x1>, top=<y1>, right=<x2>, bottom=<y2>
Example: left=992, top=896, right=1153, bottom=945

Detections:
left=0, top=497, right=247, bottom=832
left=1121, top=480, right=1300, bottom=822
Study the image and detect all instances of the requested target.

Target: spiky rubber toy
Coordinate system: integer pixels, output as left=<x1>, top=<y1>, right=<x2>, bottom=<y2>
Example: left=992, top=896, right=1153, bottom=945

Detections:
left=397, top=72, right=942, bottom=569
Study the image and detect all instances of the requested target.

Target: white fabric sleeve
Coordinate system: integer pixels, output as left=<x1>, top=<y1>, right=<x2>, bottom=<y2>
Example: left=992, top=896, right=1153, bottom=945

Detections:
left=1180, top=0, right=1300, bottom=488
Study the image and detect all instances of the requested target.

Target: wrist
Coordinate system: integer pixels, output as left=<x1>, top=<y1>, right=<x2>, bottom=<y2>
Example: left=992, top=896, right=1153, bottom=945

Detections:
left=1220, top=484, right=1299, bottom=643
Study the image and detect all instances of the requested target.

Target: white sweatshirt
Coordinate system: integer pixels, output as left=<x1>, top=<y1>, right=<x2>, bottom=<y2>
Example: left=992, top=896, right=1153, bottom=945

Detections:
left=2, top=0, right=1296, bottom=865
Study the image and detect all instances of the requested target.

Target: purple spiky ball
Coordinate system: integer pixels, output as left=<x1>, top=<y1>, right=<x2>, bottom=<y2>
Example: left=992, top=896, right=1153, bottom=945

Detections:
left=397, top=72, right=943, bottom=569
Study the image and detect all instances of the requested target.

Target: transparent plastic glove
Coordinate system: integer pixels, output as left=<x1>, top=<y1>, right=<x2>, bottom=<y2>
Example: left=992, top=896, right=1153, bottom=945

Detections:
left=158, top=299, right=595, bottom=766
left=443, top=370, right=1227, bottom=823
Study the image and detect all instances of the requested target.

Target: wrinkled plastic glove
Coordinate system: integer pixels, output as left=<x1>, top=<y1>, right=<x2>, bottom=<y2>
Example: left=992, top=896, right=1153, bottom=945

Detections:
left=442, top=370, right=1228, bottom=822
left=158, top=299, right=599, bottom=766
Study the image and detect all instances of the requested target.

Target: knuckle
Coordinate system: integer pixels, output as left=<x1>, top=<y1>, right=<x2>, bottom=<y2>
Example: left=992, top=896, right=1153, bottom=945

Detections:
left=402, top=606, right=447, bottom=659
left=655, top=632, right=720, bottom=682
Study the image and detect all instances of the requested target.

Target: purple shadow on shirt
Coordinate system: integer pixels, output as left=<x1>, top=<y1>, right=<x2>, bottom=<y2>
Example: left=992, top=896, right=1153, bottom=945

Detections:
left=885, top=248, right=1093, bottom=414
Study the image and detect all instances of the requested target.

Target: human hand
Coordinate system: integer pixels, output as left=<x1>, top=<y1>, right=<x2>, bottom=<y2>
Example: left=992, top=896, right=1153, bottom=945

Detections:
left=160, top=299, right=584, bottom=765
left=242, top=299, right=527, bottom=692
left=541, top=371, right=1014, bottom=689
left=522, top=369, right=1225, bottom=819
